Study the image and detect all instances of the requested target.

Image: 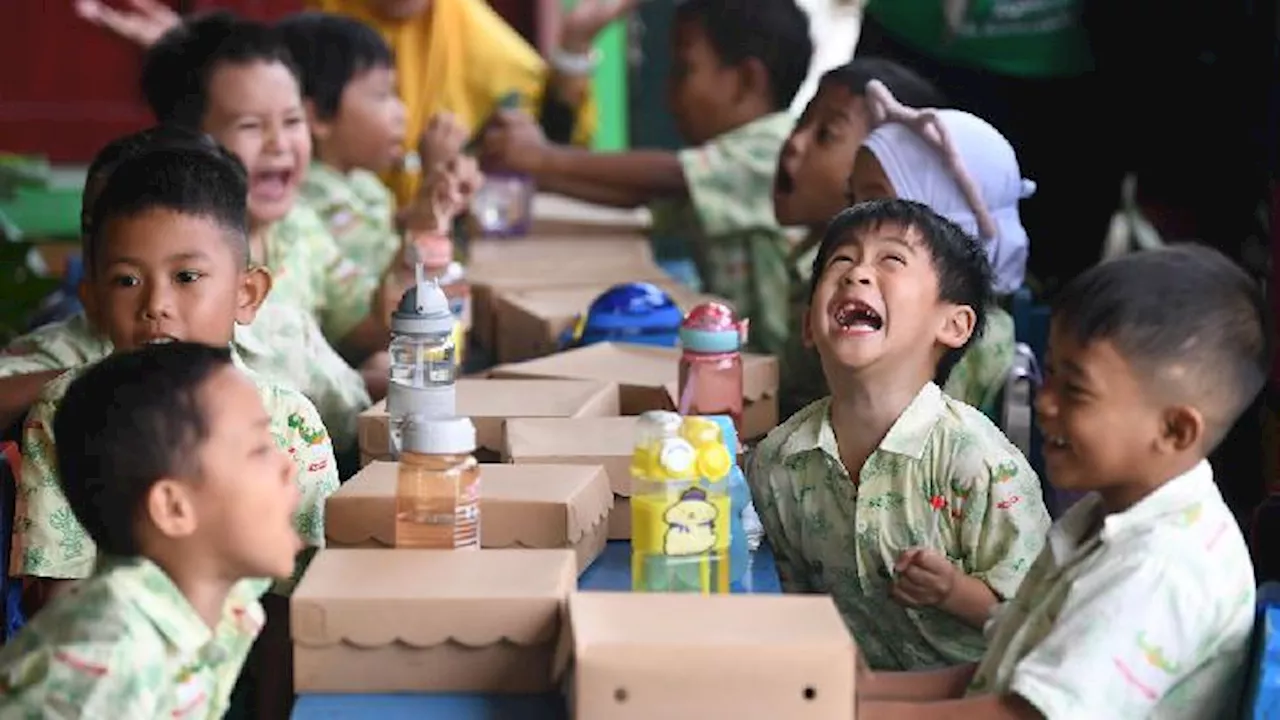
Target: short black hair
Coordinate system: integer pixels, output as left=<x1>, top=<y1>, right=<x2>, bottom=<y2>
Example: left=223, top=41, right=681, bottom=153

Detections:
left=819, top=57, right=946, bottom=108
left=674, top=0, right=814, bottom=111
left=141, top=10, right=299, bottom=129
left=54, top=342, right=235, bottom=558
left=811, top=198, right=993, bottom=380
left=1053, top=244, right=1270, bottom=448
left=276, top=12, right=394, bottom=120
left=86, top=144, right=250, bottom=275
left=82, top=125, right=242, bottom=238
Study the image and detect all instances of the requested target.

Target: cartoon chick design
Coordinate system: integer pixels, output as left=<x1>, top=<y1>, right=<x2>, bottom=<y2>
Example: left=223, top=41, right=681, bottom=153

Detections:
left=663, top=487, right=719, bottom=556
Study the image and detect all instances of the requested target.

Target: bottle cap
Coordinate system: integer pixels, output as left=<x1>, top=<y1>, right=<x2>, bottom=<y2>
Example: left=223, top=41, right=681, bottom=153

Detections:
left=696, top=444, right=732, bottom=481
left=679, top=302, right=745, bottom=353
left=402, top=415, right=476, bottom=455
left=416, top=234, right=454, bottom=268
left=656, top=437, right=696, bottom=477
left=392, top=265, right=456, bottom=335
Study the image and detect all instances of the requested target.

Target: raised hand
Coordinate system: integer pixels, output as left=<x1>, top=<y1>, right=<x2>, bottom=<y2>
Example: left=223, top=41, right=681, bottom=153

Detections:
left=559, top=0, right=643, bottom=53
left=73, top=0, right=181, bottom=48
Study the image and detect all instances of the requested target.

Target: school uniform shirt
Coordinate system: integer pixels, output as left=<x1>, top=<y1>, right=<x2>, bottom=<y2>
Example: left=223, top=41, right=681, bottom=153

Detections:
left=968, top=460, right=1255, bottom=719
left=0, top=557, right=270, bottom=719
left=299, top=160, right=400, bottom=281
left=778, top=231, right=1017, bottom=421
left=748, top=383, right=1049, bottom=670
left=12, top=349, right=339, bottom=582
left=0, top=306, right=370, bottom=455
left=650, top=112, right=796, bottom=358
left=260, top=204, right=377, bottom=344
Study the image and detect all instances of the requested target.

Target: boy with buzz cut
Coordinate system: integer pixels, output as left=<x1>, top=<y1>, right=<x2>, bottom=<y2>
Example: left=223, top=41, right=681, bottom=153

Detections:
left=749, top=199, right=1049, bottom=671
left=14, top=144, right=338, bottom=605
left=857, top=244, right=1267, bottom=719
left=0, top=342, right=304, bottom=718
left=0, top=126, right=372, bottom=459
left=482, top=0, right=814, bottom=358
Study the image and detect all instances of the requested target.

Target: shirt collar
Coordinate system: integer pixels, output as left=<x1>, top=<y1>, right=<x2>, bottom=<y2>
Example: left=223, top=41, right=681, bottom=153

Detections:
left=1047, top=460, right=1215, bottom=563
left=778, top=383, right=947, bottom=464
left=99, top=556, right=214, bottom=654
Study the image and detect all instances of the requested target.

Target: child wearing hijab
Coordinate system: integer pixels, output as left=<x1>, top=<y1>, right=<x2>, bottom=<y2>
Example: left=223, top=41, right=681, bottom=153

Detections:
left=845, top=81, right=1035, bottom=418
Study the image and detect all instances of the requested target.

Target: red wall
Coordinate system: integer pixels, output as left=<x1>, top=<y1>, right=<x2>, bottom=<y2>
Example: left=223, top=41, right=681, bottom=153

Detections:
left=0, top=0, right=540, bottom=163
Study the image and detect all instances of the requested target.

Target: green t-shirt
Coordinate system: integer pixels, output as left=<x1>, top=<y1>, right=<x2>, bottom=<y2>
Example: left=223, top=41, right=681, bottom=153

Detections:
left=865, top=0, right=1092, bottom=78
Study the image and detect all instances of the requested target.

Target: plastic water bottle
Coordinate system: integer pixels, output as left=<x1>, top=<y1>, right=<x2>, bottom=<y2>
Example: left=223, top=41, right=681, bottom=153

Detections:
left=386, top=266, right=458, bottom=457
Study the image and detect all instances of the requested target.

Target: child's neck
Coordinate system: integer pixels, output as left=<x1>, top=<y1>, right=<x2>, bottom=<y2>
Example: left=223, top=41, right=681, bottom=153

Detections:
left=828, top=369, right=930, bottom=477
left=157, top=557, right=238, bottom=630
left=248, top=222, right=273, bottom=266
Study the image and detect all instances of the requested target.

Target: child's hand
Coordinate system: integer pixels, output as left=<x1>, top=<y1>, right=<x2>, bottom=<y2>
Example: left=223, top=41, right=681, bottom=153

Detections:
left=403, top=155, right=484, bottom=234
left=418, top=111, right=469, bottom=174
left=74, top=0, right=180, bottom=48
left=481, top=110, right=548, bottom=174
left=890, top=548, right=956, bottom=607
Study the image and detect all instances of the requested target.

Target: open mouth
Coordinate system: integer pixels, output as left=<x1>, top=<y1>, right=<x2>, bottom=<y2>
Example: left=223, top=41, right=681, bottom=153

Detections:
left=142, top=335, right=179, bottom=346
left=1044, top=435, right=1071, bottom=451
left=832, top=299, right=883, bottom=334
left=250, top=169, right=295, bottom=202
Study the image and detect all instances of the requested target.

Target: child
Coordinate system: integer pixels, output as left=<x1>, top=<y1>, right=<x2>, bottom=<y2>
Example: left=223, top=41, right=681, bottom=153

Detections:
left=13, top=144, right=338, bottom=604
left=857, top=244, right=1265, bottom=718
left=278, top=12, right=482, bottom=276
left=140, top=11, right=410, bottom=361
left=773, top=58, right=945, bottom=418
left=0, top=126, right=372, bottom=458
left=839, top=82, right=1034, bottom=419
left=748, top=198, right=1049, bottom=671
left=481, top=0, right=814, bottom=358
left=0, top=342, right=300, bottom=717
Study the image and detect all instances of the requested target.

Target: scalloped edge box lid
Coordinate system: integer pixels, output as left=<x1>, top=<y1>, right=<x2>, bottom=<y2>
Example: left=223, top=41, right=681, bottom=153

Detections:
left=323, top=462, right=613, bottom=574
left=560, top=592, right=856, bottom=719
left=291, top=548, right=577, bottom=693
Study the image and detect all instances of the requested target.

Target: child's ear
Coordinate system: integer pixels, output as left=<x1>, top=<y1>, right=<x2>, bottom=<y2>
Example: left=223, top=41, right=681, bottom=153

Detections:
left=146, top=479, right=199, bottom=540
left=305, top=99, right=332, bottom=142
left=801, top=303, right=815, bottom=348
left=937, top=304, right=977, bottom=350
left=236, top=266, right=273, bottom=326
left=1157, top=405, right=1204, bottom=455
left=736, top=57, right=771, bottom=107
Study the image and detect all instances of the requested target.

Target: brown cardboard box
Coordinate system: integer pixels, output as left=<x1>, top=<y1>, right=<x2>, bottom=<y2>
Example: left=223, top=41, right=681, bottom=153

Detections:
left=357, top=378, right=618, bottom=466
left=490, top=343, right=781, bottom=441
left=529, top=192, right=651, bottom=236
left=324, top=462, right=612, bottom=573
left=292, top=548, right=576, bottom=693
left=492, top=282, right=730, bottom=364
left=503, top=417, right=638, bottom=539
left=562, top=592, right=856, bottom=719
left=469, top=259, right=670, bottom=353
left=469, top=233, right=653, bottom=266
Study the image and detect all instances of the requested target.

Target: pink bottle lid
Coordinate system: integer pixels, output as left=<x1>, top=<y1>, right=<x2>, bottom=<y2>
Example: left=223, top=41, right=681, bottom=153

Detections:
left=416, top=234, right=454, bottom=268
left=679, top=302, right=748, bottom=353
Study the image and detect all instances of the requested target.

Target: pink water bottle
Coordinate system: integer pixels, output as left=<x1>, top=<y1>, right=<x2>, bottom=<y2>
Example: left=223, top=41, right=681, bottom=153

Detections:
left=677, top=303, right=747, bottom=435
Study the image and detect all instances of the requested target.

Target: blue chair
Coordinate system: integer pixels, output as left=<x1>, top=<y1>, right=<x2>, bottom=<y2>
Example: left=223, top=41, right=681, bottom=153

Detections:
left=1239, top=582, right=1280, bottom=718
left=0, top=441, right=21, bottom=643
left=25, top=255, right=84, bottom=332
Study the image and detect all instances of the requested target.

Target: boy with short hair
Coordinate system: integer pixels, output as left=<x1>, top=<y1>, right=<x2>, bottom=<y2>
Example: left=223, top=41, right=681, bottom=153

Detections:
left=14, top=144, right=338, bottom=602
left=481, top=0, right=814, bottom=357
left=140, top=12, right=409, bottom=361
left=748, top=199, right=1049, bottom=671
left=856, top=244, right=1265, bottom=719
left=279, top=11, right=481, bottom=276
left=0, top=342, right=302, bottom=717
left=0, top=126, right=371, bottom=457
left=772, top=58, right=944, bottom=417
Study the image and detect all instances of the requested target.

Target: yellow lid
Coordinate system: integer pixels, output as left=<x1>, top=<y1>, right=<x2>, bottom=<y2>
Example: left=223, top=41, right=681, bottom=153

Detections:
left=696, top=444, right=732, bottom=481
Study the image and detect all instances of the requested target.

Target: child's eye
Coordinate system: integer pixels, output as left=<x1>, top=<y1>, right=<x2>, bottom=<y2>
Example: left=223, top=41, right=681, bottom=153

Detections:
left=883, top=254, right=907, bottom=266
left=285, top=116, right=306, bottom=127
left=175, top=270, right=203, bottom=283
left=251, top=443, right=274, bottom=457
left=816, top=126, right=835, bottom=144
left=237, top=121, right=261, bottom=132
left=110, top=275, right=139, bottom=288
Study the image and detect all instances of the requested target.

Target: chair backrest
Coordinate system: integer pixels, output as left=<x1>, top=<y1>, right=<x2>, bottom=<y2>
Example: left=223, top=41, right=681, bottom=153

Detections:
left=1239, top=582, right=1280, bottom=718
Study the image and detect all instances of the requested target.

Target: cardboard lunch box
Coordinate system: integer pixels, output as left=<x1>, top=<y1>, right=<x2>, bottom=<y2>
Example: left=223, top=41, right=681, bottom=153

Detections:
left=492, top=281, right=729, bottom=364
left=503, top=416, right=639, bottom=539
left=528, top=192, right=652, bottom=236
left=469, top=258, right=670, bottom=354
left=490, top=343, right=780, bottom=441
left=292, top=548, right=577, bottom=694
left=356, top=378, right=618, bottom=466
left=323, top=461, right=612, bottom=573
left=561, top=592, right=856, bottom=719
left=468, top=232, right=654, bottom=267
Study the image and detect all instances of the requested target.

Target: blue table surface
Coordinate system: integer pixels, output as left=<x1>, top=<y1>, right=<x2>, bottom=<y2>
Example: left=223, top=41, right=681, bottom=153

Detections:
left=290, top=541, right=780, bottom=719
